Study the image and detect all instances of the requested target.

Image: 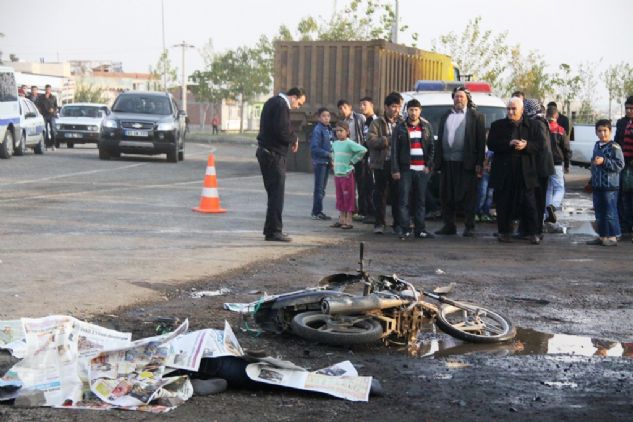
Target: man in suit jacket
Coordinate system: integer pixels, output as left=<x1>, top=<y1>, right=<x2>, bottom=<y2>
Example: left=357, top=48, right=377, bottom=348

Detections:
left=433, top=87, right=486, bottom=237
left=487, top=97, right=544, bottom=244
left=256, top=87, right=307, bottom=242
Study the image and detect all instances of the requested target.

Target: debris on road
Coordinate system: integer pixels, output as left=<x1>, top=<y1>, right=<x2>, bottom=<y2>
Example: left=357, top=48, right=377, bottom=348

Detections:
left=191, top=288, right=231, bottom=299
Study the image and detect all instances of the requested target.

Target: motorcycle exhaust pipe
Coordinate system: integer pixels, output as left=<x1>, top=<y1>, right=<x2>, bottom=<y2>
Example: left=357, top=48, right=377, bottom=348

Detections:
left=321, top=295, right=407, bottom=315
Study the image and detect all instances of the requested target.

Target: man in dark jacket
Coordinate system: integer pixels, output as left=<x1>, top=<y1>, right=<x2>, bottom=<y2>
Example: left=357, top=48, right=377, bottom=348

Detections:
left=391, top=99, right=435, bottom=239
left=488, top=97, right=544, bottom=244
left=433, top=87, right=486, bottom=237
left=256, top=87, right=307, bottom=242
left=615, top=96, right=633, bottom=237
left=367, top=92, right=403, bottom=234
left=38, top=84, right=58, bottom=149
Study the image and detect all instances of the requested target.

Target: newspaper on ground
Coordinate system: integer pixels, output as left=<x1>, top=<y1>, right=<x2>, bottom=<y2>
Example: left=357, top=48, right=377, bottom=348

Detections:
left=191, top=288, right=231, bottom=299
left=0, top=319, right=26, bottom=359
left=245, top=359, right=372, bottom=402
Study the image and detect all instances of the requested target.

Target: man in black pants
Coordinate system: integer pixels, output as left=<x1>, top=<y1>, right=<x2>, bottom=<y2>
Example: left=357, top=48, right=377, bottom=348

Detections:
left=256, top=87, right=307, bottom=242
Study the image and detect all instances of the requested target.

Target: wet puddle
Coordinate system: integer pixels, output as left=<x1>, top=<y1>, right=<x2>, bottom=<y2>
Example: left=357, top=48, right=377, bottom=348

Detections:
left=410, top=326, right=632, bottom=359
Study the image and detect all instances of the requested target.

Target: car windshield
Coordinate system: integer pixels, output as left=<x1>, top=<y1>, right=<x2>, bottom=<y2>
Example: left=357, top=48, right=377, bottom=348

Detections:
left=0, top=72, right=17, bottom=102
left=61, top=106, right=102, bottom=118
left=112, top=96, right=171, bottom=115
left=420, top=105, right=507, bottom=132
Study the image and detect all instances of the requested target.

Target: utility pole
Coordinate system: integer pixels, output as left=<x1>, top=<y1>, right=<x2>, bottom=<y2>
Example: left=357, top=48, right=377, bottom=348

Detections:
left=391, top=0, right=400, bottom=44
left=172, top=41, right=194, bottom=113
left=161, top=0, right=167, bottom=91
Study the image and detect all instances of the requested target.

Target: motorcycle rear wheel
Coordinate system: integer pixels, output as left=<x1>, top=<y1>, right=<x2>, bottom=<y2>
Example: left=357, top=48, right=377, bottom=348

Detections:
left=291, top=311, right=384, bottom=346
left=435, top=301, right=516, bottom=343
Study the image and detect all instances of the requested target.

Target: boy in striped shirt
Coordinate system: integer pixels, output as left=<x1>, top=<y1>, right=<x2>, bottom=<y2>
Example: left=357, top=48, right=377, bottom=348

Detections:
left=391, top=99, right=435, bottom=239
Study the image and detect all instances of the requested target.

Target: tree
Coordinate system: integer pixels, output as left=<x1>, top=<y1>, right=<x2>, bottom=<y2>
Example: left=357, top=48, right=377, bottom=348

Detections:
left=149, top=51, right=178, bottom=91
left=502, top=48, right=555, bottom=101
left=73, top=83, right=109, bottom=103
left=602, top=62, right=632, bottom=118
left=575, top=61, right=601, bottom=123
left=192, top=35, right=274, bottom=133
left=431, top=16, right=511, bottom=89
left=279, top=0, right=417, bottom=45
left=9, top=53, right=18, bottom=62
left=552, top=63, right=582, bottom=117
left=0, top=32, right=4, bottom=63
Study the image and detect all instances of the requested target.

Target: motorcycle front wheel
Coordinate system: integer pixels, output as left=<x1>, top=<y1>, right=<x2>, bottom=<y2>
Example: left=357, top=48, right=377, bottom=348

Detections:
left=291, top=311, right=384, bottom=346
left=435, top=301, right=516, bottom=343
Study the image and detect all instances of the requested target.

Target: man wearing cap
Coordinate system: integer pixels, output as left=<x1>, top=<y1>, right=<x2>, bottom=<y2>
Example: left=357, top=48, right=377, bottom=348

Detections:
left=256, top=87, right=307, bottom=242
left=434, top=87, right=486, bottom=237
left=488, top=97, right=544, bottom=244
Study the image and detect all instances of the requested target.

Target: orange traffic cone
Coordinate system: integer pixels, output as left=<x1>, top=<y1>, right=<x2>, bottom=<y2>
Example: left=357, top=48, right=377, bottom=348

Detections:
left=193, top=153, right=226, bottom=213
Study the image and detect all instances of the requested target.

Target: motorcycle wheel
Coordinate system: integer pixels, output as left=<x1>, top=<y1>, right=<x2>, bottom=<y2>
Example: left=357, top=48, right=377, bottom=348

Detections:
left=435, top=301, right=516, bottom=343
left=291, top=311, right=384, bottom=346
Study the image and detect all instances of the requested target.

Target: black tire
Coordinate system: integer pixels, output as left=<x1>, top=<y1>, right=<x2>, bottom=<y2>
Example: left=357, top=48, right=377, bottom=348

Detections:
left=98, top=145, right=110, bottom=160
left=290, top=311, right=384, bottom=346
left=167, top=143, right=178, bottom=163
left=67, top=142, right=74, bottom=148
left=435, top=301, right=516, bottom=344
left=111, top=149, right=120, bottom=158
left=178, top=142, right=184, bottom=161
left=0, top=129, right=14, bottom=159
left=14, top=131, right=26, bottom=156
left=34, top=134, right=45, bottom=155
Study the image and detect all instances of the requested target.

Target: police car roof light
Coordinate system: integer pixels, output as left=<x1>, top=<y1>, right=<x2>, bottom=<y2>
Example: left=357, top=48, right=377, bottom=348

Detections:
left=414, top=80, right=492, bottom=93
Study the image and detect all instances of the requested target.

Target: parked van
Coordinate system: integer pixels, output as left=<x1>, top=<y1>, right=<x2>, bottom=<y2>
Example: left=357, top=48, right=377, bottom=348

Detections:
left=0, top=66, right=21, bottom=158
left=569, top=124, right=597, bottom=168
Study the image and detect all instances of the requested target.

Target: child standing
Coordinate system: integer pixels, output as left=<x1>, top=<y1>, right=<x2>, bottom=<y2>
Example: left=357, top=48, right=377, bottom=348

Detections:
left=310, top=107, right=333, bottom=220
left=331, top=121, right=367, bottom=229
left=587, top=119, right=624, bottom=246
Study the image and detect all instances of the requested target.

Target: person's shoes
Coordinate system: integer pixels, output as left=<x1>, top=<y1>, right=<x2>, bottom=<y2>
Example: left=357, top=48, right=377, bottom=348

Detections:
left=399, top=231, right=411, bottom=240
left=311, top=214, right=319, bottom=220
left=341, top=224, right=353, bottom=230
left=362, top=216, right=375, bottom=224
left=315, top=212, right=331, bottom=220
left=435, top=225, right=457, bottom=235
left=415, top=230, right=434, bottom=239
left=191, top=378, right=228, bottom=396
left=602, top=238, right=618, bottom=246
left=586, top=238, right=603, bottom=245
left=352, top=213, right=364, bottom=222
left=463, top=228, right=475, bottom=237
left=497, top=234, right=512, bottom=243
left=529, top=235, right=541, bottom=245
left=545, top=205, right=557, bottom=223
left=373, top=225, right=384, bottom=235
left=330, top=222, right=343, bottom=228
left=265, top=233, right=292, bottom=242
left=51, top=146, right=56, bottom=151
left=480, top=214, right=493, bottom=223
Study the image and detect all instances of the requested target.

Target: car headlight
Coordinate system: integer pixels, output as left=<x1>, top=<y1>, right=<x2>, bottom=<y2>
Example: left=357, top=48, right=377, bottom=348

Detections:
left=88, top=125, right=99, bottom=132
left=156, top=122, right=176, bottom=131
left=103, top=119, right=118, bottom=129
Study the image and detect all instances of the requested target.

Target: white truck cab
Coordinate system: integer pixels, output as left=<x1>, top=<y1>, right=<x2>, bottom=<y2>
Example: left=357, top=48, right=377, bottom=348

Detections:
left=0, top=66, right=21, bottom=158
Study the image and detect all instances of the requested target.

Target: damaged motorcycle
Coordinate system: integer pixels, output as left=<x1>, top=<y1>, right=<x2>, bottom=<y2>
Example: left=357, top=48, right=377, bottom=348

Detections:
left=254, top=242, right=516, bottom=346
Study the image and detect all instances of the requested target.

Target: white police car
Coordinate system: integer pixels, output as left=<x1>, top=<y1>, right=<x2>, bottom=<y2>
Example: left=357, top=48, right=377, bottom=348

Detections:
left=0, top=65, right=21, bottom=158
left=16, top=97, right=46, bottom=155
left=400, top=80, right=507, bottom=135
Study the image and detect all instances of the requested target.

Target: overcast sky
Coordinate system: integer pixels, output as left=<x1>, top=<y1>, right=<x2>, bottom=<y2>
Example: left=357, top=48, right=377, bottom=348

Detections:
left=2, top=0, right=632, bottom=107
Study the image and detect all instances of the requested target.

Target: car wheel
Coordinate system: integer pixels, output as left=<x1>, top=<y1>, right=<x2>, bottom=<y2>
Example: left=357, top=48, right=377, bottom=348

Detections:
left=111, top=149, right=120, bottom=158
left=98, top=145, right=110, bottom=160
left=178, top=141, right=184, bottom=161
left=14, top=131, right=26, bottom=156
left=67, top=142, right=74, bottom=148
left=0, top=129, right=15, bottom=159
left=167, top=143, right=178, bottom=163
left=34, top=133, right=45, bottom=155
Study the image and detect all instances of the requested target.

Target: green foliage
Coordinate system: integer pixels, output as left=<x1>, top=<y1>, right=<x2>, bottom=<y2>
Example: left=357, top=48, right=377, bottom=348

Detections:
left=431, top=16, right=511, bottom=89
left=149, top=51, right=178, bottom=90
left=551, top=63, right=582, bottom=117
left=73, top=83, right=109, bottom=104
left=602, top=62, right=633, bottom=117
left=278, top=0, right=417, bottom=45
left=502, top=48, right=554, bottom=101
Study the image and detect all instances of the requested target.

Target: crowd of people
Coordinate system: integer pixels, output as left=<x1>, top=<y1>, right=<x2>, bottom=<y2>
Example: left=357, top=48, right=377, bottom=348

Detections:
left=256, top=86, right=633, bottom=247
left=19, top=83, right=59, bottom=150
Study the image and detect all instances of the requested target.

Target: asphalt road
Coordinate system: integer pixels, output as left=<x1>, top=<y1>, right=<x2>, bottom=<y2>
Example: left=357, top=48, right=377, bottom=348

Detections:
left=0, top=140, right=344, bottom=319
